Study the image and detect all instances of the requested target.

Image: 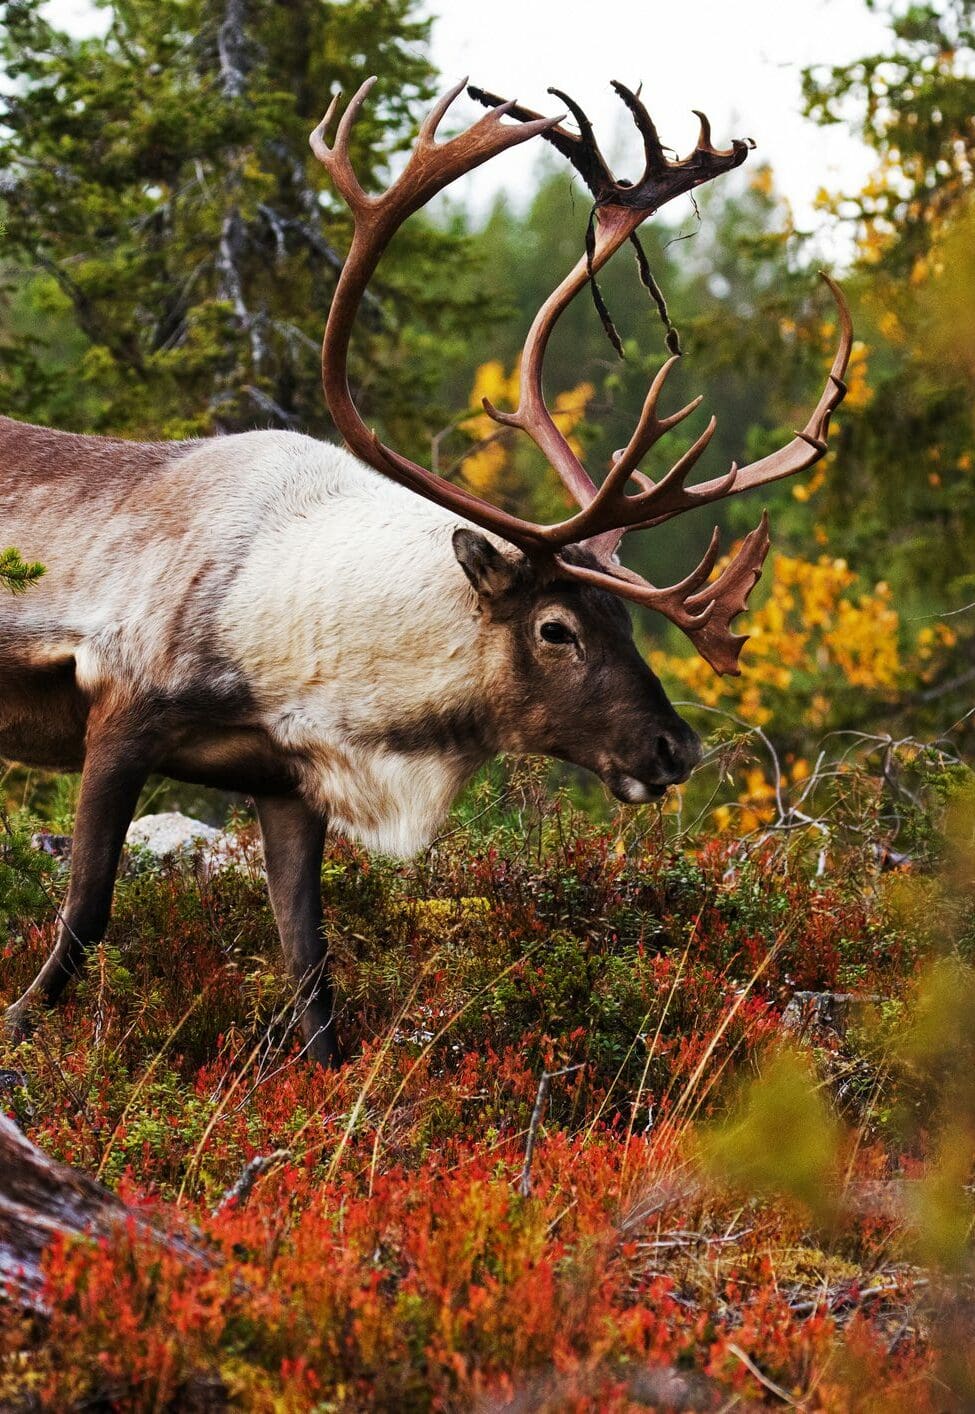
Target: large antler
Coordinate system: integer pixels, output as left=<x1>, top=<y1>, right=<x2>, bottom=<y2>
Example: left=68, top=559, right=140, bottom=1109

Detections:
left=310, top=76, right=563, bottom=548
left=312, top=79, right=852, bottom=675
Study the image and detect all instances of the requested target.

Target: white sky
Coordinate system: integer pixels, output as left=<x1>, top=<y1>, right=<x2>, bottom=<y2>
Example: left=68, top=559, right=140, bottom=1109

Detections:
left=427, top=0, right=891, bottom=257
left=44, top=0, right=892, bottom=259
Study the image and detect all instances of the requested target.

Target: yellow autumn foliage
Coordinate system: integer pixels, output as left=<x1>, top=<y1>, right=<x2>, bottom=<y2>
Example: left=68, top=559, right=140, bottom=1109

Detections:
left=462, top=439, right=508, bottom=497
left=656, top=549, right=955, bottom=731
left=458, top=359, right=595, bottom=503
left=748, top=165, right=775, bottom=198
left=711, top=757, right=814, bottom=835
left=877, top=309, right=906, bottom=346
left=654, top=546, right=957, bottom=834
left=842, top=340, right=873, bottom=412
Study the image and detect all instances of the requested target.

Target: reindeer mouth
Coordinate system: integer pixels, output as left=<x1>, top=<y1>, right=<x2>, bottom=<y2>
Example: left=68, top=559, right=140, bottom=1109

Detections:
left=605, top=772, right=670, bottom=805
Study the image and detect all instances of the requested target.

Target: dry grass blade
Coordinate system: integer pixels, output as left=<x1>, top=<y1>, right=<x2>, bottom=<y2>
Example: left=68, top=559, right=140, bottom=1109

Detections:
left=727, top=1343, right=806, bottom=1407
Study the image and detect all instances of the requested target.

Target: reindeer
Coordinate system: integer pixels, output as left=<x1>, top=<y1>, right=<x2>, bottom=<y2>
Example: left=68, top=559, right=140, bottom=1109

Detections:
left=0, top=79, right=851, bottom=1067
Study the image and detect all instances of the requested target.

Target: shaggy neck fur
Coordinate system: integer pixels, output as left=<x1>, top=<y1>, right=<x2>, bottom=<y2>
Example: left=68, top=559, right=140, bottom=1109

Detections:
left=217, top=438, right=507, bottom=855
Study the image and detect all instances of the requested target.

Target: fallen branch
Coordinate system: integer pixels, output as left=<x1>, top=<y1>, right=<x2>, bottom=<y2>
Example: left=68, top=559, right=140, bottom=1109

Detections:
left=636, top=1226, right=752, bottom=1252
left=789, top=1276, right=930, bottom=1319
left=0, top=1114, right=215, bottom=1311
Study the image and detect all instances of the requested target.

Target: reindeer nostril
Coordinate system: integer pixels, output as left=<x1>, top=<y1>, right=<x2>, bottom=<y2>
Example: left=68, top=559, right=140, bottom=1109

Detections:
left=656, top=728, right=701, bottom=781
left=656, top=733, right=679, bottom=775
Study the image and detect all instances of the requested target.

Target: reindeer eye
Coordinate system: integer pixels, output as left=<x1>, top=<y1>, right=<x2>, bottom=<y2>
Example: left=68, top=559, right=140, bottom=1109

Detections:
left=540, top=620, right=574, bottom=645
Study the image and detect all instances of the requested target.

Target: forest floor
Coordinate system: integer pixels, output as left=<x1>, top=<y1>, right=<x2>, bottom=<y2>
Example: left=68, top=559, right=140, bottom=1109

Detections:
left=0, top=769, right=973, bottom=1411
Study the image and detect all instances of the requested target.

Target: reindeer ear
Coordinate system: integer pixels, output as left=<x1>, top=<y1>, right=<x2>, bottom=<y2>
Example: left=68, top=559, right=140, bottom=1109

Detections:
left=452, top=529, right=520, bottom=600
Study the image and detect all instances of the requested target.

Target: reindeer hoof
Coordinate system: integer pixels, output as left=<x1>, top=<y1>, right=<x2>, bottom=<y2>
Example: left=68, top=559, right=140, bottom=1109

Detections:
left=4, top=1002, right=36, bottom=1044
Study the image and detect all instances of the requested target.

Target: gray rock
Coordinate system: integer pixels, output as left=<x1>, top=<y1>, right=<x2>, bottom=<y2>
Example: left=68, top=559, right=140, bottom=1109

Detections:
left=28, top=832, right=73, bottom=863
left=27, top=811, right=262, bottom=880
left=124, top=812, right=258, bottom=879
left=125, top=811, right=223, bottom=858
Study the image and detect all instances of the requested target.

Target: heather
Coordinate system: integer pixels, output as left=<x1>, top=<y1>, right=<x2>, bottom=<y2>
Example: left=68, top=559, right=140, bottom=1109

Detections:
left=2, top=750, right=974, bottom=1410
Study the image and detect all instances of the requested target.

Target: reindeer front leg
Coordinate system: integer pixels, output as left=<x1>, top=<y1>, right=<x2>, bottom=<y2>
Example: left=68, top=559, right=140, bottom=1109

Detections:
left=255, top=795, right=340, bottom=1069
left=5, top=721, right=152, bottom=1034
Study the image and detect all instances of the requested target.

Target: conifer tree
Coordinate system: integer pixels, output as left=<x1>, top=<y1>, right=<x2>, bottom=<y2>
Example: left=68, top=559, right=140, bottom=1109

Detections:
left=800, top=1, right=975, bottom=610
left=0, top=0, right=482, bottom=448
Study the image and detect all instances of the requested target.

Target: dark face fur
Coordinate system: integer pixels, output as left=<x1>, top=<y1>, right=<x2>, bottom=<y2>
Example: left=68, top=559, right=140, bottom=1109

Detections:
left=453, top=530, right=702, bottom=802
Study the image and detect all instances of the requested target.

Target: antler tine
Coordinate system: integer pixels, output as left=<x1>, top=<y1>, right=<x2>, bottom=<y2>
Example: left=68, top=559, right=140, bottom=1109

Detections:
left=655, top=524, right=723, bottom=605
left=611, top=356, right=704, bottom=481
left=418, top=75, right=470, bottom=143
left=611, top=79, right=668, bottom=175
left=606, top=463, right=742, bottom=549
left=467, top=84, right=615, bottom=190
left=548, top=86, right=600, bottom=153
left=335, top=75, right=377, bottom=153
left=480, top=396, right=518, bottom=430
left=549, top=528, right=723, bottom=633
left=690, top=108, right=724, bottom=158
left=551, top=413, right=719, bottom=558
left=463, top=96, right=558, bottom=150
left=545, top=86, right=621, bottom=198
left=629, top=274, right=853, bottom=524
left=548, top=514, right=769, bottom=675
left=684, top=512, right=771, bottom=673
left=309, top=78, right=378, bottom=211
left=692, top=109, right=713, bottom=152
left=308, top=90, right=342, bottom=159
left=686, top=513, right=767, bottom=612
left=638, top=414, right=719, bottom=504
left=688, top=108, right=750, bottom=163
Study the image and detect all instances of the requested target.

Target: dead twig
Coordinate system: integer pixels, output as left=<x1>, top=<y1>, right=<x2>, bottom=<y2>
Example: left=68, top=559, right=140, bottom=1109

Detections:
left=727, top=1343, right=805, bottom=1408
left=789, top=1276, right=930, bottom=1319
left=518, top=1064, right=584, bottom=1199
left=637, top=1227, right=752, bottom=1252
left=211, top=1149, right=291, bottom=1217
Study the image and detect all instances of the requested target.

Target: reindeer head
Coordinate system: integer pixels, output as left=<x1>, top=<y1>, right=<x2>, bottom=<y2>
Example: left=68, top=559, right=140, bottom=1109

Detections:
left=309, top=78, right=851, bottom=800
left=448, top=529, right=701, bottom=798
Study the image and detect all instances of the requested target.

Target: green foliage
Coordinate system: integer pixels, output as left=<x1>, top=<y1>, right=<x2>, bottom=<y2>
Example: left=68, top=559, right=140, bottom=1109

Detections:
left=700, top=1050, right=842, bottom=1221
left=0, top=808, right=58, bottom=923
left=802, top=1, right=975, bottom=274
left=0, top=545, right=44, bottom=593
left=1, top=7, right=974, bottom=1400
left=0, top=0, right=486, bottom=450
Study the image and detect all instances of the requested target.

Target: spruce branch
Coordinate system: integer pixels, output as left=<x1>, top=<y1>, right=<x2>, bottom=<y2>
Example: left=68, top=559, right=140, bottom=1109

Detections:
left=0, top=548, right=44, bottom=594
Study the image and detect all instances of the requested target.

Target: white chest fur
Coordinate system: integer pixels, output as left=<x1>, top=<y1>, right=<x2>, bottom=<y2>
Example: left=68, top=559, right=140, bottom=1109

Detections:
left=218, top=437, right=498, bottom=855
